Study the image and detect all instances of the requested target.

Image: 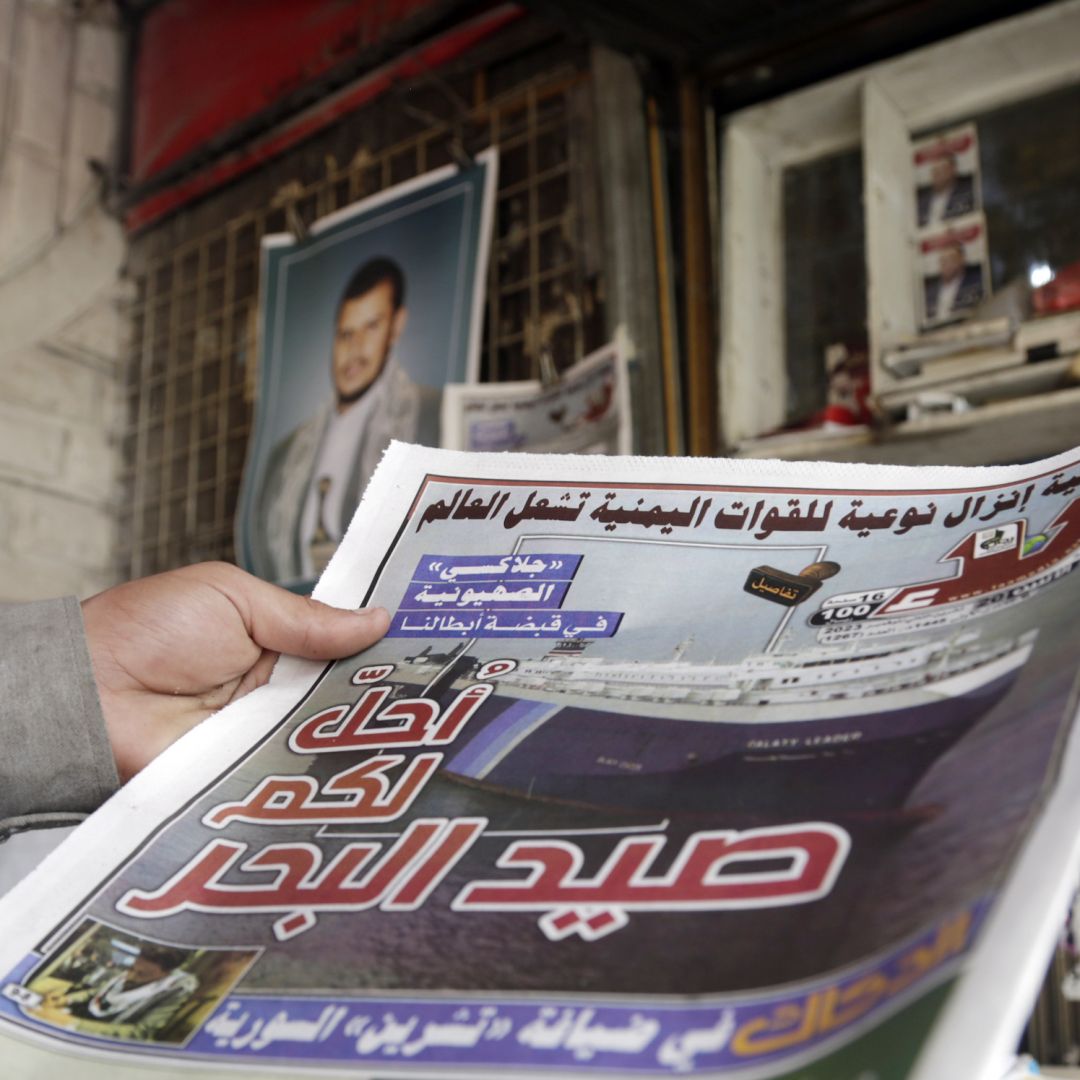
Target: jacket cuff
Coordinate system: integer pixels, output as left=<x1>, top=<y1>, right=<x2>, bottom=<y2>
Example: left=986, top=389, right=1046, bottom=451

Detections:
left=0, top=597, right=119, bottom=828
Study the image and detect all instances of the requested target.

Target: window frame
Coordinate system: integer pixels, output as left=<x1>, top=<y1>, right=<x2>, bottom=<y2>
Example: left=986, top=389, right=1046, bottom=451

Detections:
left=718, top=0, right=1080, bottom=450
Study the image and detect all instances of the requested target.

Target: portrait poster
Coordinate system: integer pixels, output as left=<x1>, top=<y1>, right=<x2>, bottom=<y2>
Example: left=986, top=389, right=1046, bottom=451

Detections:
left=918, top=212, right=992, bottom=330
left=235, top=149, right=498, bottom=592
left=440, top=341, right=632, bottom=455
left=912, top=123, right=982, bottom=232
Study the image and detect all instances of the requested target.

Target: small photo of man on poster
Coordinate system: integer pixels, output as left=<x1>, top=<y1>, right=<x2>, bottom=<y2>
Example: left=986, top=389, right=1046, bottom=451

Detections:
left=912, top=123, right=981, bottom=230
left=236, top=151, right=497, bottom=589
left=919, top=213, right=991, bottom=329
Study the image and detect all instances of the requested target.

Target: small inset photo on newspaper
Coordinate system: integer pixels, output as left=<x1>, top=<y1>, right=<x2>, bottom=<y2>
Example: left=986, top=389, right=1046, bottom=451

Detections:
left=10, top=918, right=258, bottom=1045
left=918, top=212, right=991, bottom=329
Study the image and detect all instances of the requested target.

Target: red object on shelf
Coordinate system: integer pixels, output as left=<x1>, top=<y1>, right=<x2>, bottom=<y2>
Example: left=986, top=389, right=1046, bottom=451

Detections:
left=1033, top=260, right=1080, bottom=315
left=818, top=343, right=872, bottom=426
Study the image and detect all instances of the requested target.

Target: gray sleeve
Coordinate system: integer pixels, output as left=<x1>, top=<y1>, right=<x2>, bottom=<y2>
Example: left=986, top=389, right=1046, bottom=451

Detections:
left=0, top=597, right=119, bottom=835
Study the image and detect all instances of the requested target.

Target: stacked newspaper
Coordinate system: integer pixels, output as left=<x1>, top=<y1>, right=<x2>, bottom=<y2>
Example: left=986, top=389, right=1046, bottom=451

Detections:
left=2, top=442, right=1079, bottom=1079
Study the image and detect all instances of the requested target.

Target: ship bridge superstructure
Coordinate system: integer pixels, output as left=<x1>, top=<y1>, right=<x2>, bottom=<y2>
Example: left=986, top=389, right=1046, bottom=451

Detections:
left=503, top=629, right=1032, bottom=708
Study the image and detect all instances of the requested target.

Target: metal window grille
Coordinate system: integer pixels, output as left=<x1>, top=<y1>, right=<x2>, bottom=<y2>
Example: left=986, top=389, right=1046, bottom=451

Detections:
left=119, top=45, right=606, bottom=581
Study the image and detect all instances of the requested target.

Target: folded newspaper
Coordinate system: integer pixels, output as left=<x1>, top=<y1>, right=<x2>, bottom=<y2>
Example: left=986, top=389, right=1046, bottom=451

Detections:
left=3, top=442, right=1080, bottom=1079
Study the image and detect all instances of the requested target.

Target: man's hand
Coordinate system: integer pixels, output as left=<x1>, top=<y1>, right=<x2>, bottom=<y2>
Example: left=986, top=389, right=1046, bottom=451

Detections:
left=81, top=562, right=390, bottom=781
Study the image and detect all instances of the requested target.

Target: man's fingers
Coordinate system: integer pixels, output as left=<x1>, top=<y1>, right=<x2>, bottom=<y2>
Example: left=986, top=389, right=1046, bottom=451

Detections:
left=253, top=593, right=390, bottom=659
left=232, top=648, right=281, bottom=700
left=215, top=565, right=390, bottom=659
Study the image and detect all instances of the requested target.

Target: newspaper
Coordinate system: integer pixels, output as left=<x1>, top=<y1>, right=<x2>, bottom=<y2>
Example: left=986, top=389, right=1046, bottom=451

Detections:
left=2, top=442, right=1080, bottom=1079
left=440, top=341, right=631, bottom=455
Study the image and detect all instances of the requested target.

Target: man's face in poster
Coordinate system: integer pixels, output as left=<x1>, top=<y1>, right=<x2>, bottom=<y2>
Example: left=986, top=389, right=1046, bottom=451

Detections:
left=938, top=241, right=965, bottom=283
left=124, top=953, right=170, bottom=989
left=332, top=279, right=407, bottom=409
left=930, top=153, right=958, bottom=194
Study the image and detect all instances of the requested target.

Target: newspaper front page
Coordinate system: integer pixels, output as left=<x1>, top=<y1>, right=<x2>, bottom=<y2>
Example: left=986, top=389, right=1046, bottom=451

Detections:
left=2, top=442, right=1080, bottom=1079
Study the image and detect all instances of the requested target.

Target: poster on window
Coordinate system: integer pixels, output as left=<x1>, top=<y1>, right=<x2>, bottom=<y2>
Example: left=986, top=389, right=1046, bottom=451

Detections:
left=235, top=150, right=498, bottom=592
left=913, top=123, right=981, bottom=231
left=918, top=213, right=991, bottom=329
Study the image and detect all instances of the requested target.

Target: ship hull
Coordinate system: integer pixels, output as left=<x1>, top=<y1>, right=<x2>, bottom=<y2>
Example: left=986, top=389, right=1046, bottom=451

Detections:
left=442, top=655, right=1025, bottom=814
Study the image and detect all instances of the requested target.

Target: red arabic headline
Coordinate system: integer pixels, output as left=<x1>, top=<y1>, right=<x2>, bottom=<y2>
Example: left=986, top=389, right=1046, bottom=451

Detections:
left=115, top=658, right=851, bottom=943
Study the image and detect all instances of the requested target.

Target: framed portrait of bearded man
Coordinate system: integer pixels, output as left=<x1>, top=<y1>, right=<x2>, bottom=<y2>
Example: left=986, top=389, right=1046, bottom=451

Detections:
left=236, top=150, right=497, bottom=591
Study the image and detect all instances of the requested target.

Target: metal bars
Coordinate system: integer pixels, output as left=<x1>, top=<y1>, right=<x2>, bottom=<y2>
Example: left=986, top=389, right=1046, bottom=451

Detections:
left=118, top=59, right=603, bottom=580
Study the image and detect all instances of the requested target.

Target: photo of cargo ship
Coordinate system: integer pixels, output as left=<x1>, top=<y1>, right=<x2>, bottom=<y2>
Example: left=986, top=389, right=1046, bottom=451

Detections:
left=400, top=628, right=1038, bottom=816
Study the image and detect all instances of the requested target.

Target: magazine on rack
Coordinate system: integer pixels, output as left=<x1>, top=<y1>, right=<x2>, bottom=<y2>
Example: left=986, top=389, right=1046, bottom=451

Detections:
left=2, top=442, right=1080, bottom=1080
left=440, top=341, right=632, bottom=455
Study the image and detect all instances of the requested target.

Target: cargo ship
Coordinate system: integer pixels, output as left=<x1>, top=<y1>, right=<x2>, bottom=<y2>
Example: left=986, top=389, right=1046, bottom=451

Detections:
left=405, top=629, right=1038, bottom=815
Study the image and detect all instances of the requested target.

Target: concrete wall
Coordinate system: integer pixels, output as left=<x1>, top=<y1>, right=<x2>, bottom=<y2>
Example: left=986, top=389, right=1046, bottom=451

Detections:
left=0, top=0, right=127, bottom=601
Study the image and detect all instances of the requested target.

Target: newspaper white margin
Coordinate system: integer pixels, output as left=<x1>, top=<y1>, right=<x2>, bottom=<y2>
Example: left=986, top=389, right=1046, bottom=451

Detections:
left=0, top=441, right=1078, bottom=1079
